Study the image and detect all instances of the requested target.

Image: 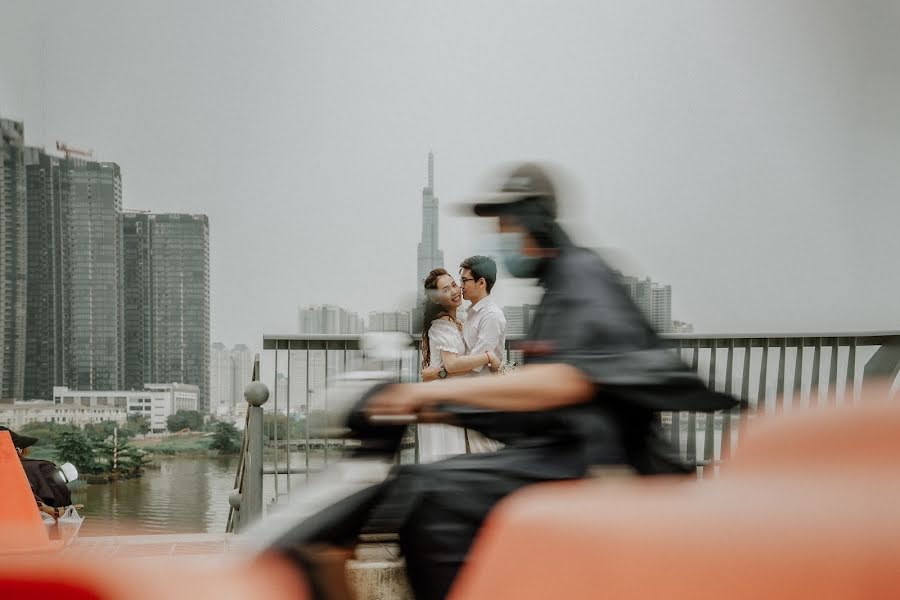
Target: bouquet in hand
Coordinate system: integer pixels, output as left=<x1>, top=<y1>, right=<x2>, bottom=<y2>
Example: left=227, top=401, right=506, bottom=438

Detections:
left=498, top=361, right=520, bottom=375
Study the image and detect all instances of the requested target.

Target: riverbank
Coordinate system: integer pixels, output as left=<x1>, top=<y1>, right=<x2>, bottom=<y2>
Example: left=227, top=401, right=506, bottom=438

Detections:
left=131, top=432, right=221, bottom=457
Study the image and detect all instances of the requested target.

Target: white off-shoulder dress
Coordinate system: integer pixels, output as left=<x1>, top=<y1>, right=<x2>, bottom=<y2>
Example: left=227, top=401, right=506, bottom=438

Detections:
left=418, top=318, right=468, bottom=463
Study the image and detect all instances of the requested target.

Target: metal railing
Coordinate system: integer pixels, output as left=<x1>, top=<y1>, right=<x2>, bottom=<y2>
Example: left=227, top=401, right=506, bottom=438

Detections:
left=228, top=331, right=900, bottom=529
left=665, top=332, right=900, bottom=472
left=226, top=356, right=266, bottom=533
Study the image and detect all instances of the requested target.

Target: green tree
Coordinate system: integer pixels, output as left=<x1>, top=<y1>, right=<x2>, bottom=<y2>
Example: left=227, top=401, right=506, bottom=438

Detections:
left=84, top=420, right=134, bottom=443
left=20, top=421, right=77, bottom=447
left=126, top=414, right=150, bottom=435
left=210, top=422, right=241, bottom=454
left=54, top=430, right=97, bottom=473
left=166, top=410, right=203, bottom=433
left=95, top=438, right=145, bottom=475
left=263, top=413, right=288, bottom=441
left=263, top=413, right=308, bottom=441
left=121, top=445, right=147, bottom=474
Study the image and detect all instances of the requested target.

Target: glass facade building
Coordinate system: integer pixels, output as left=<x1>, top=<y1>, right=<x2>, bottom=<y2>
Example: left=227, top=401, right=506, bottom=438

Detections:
left=63, top=160, right=125, bottom=392
left=122, top=212, right=152, bottom=392
left=23, top=150, right=124, bottom=398
left=0, top=119, right=27, bottom=403
left=123, top=212, right=210, bottom=412
left=23, top=148, right=66, bottom=400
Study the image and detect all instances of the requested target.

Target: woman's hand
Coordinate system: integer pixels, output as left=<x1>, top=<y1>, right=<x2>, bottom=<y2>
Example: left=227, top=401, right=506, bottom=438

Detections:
left=488, top=352, right=502, bottom=372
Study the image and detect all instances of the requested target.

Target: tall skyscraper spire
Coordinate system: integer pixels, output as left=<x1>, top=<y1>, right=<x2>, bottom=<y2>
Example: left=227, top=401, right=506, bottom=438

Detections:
left=417, top=151, right=444, bottom=300
left=428, top=150, right=434, bottom=190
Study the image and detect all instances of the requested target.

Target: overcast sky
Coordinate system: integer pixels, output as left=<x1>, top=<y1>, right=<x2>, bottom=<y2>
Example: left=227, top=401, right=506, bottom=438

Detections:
left=2, top=1, right=899, bottom=350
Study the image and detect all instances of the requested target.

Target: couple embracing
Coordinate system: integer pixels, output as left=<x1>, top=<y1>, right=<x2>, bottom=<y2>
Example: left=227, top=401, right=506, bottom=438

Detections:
left=418, top=255, right=507, bottom=462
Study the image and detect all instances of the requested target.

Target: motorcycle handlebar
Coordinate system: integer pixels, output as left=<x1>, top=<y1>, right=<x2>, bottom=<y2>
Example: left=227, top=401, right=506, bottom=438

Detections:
left=366, top=404, right=500, bottom=425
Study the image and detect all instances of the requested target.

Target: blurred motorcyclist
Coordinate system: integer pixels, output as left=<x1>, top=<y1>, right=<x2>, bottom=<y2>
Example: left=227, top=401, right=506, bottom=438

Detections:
left=270, top=163, right=737, bottom=600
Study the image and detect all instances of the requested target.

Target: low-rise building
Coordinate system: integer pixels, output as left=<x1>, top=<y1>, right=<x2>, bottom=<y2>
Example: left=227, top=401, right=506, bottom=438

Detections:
left=52, top=383, right=199, bottom=434
left=0, top=400, right=127, bottom=430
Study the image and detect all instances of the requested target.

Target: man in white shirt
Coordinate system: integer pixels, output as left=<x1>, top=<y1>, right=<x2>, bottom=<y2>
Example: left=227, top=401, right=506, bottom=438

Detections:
left=458, top=255, right=506, bottom=452
left=457, top=255, right=507, bottom=375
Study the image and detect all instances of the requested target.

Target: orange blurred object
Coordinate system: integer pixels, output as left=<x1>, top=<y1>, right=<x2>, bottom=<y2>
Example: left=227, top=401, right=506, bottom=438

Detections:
left=0, top=430, right=309, bottom=598
left=451, top=388, right=900, bottom=599
left=0, top=555, right=309, bottom=600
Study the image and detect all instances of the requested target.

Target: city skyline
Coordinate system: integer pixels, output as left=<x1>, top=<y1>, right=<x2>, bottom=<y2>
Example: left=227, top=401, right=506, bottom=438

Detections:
left=2, top=2, right=898, bottom=350
left=0, top=114, right=210, bottom=406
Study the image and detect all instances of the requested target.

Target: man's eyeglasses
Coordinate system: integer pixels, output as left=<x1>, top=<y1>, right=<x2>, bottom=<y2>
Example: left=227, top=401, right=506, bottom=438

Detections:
left=460, top=277, right=476, bottom=286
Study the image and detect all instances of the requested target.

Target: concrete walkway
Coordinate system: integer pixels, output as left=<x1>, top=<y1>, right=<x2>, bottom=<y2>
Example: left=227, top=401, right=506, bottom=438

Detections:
left=66, top=533, right=412, bottom=599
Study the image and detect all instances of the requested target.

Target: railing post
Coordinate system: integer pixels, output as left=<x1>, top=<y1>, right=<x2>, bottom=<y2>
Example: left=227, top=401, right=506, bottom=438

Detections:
left=243, top=380, right=270, bottom=527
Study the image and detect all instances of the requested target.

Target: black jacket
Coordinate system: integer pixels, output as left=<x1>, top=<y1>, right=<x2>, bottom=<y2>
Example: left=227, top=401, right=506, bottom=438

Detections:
left=21, top=458, right=73, bottom=508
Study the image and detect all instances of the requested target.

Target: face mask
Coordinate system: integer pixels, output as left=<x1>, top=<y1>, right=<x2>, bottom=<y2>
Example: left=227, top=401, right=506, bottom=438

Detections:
left=489, top=232, right=542, bottom=278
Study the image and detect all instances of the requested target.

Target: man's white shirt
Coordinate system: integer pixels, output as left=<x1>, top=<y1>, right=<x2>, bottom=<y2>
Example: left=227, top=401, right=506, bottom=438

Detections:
left=462, top=296, right=507, bottom=374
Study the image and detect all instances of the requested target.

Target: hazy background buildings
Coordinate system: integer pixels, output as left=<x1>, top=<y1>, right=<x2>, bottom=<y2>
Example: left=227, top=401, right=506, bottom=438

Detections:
left=209, top=342, right=253, bottom=418
left=297, top=304, right=364, bottom=335
left=620, top=275, right=673, bottom=334
left=368, top=310, right=411, bottom=333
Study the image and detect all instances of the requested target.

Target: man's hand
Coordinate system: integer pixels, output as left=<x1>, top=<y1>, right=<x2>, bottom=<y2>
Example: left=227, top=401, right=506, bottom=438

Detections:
left=365, top=383, right=426, bottom=417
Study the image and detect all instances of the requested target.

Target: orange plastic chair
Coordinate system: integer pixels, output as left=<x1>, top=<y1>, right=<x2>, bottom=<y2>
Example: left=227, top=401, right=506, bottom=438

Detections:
left=450, top=394, right=900, bottom=599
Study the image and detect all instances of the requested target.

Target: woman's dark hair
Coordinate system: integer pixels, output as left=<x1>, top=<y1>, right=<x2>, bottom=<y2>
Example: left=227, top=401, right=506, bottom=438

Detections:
left=421, top=268, right=453, bottom=369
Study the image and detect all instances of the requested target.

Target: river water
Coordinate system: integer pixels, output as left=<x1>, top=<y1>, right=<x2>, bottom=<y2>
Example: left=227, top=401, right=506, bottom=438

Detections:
left=71, top=450, right=344, bottom=536
left=70, top=426, right=722, bottom=537
left=71, top=456, right=242, bottom=536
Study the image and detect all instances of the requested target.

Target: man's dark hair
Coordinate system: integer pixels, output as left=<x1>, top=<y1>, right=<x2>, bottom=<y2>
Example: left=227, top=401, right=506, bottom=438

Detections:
left=460, top=255, right=498, bottom=294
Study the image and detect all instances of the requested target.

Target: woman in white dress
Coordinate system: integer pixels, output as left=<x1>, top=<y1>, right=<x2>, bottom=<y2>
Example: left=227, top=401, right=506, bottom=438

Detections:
left=418, top=268, right=501, bottom=463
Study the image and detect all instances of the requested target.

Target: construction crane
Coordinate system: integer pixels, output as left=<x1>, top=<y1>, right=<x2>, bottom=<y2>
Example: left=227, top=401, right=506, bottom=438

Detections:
left=55, top=141, right=93, bottom=159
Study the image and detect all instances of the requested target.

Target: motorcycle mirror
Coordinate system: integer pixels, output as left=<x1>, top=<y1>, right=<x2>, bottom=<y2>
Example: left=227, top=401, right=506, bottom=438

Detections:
left=59, top=462, right=79, bottom=483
